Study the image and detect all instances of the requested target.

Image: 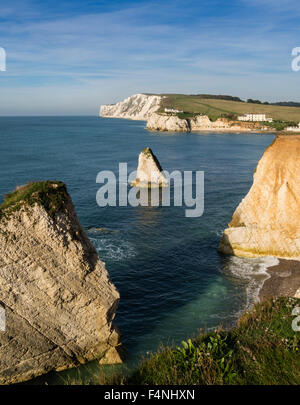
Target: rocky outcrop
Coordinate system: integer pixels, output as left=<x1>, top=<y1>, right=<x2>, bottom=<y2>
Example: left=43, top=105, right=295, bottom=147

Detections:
left=132, top=147, right=168, bottom=187
left=146, top=113, right=267, bottom=132
left=146, top=113, right=190, bottom=132
left=219, top=135, right=300, bottom=260
left=0, top=181, right=122, bottom=384
left=100, top=93, right=162, bottom=120
left=190, top=116, right=264, bottom=131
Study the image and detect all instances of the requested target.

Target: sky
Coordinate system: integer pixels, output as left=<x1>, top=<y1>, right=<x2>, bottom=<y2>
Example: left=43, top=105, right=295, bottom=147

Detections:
left=0, top=0, right=300, bottom=115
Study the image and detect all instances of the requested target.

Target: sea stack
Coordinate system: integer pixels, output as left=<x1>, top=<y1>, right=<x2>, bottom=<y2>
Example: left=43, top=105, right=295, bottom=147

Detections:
left=0, top=181, right=122, bottom=384
left=219, top=135, right=300, bottom=260
left=132, top=147, right=169, bottom=187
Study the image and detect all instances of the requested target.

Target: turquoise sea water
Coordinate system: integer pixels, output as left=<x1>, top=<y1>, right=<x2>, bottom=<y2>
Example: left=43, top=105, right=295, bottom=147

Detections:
left=0, top=117, right=275, bottom=383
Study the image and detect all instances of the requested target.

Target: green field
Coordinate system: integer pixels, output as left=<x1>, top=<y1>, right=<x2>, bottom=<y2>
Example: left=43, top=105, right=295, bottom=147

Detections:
left=157, top=94, right=300, bottom=122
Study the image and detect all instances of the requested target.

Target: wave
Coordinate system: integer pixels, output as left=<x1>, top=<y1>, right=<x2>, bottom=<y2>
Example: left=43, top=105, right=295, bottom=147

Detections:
left=89, top=236, right=136, bottom=262
left=223, top=255, right=279, bottom=306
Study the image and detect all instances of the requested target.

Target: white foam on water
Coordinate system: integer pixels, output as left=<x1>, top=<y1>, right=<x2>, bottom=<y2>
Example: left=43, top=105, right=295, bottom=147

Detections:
left=89, top=236, right=136, bottom=262
left=223, top=255, right=279, bottom=306
left=214, top=229, right=224, bottom=238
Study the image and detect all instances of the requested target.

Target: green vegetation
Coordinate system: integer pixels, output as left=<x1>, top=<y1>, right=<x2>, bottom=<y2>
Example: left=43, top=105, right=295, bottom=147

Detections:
left=194, top=94, right=243, bottom=102
left=141, top=146, right=153, bottom=158
left=128, top=297, right=300, bottom=385
left=220, top=113, right=238, bottom=120
left=176, top=112, right=199, bottom=119
left=247, top=98, right=263, bottom=104
left=264, top=120, right=298, bottom=131
left=158, top=94, right=300, bottom=122
left=141, top=147, right=163, bottom=171
left=92, top=298, right=300, bottom=385
left=0, top=181, right=69, bottom=219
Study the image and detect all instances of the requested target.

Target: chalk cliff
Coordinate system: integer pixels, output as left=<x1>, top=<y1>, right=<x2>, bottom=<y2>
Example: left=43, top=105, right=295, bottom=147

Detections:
left=219, top=135, right=300, bottom=260
left=146, top=113, right=190, bottom=132
left=132, top=147, right=169, bottom=187
left=100, top=93, right=162, bottom=120
left=100, top=94, right=268, bottom=132
left=0, top=181, right=122, bottom=384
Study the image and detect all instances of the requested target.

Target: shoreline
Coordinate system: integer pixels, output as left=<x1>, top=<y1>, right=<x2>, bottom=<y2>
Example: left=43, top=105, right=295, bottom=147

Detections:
left=147, top=128, right=276, bottom=134
left=100, top=116, right=300, bottom=135
left=259, top=258, right=300, bottom=301
left=100, top=116, right=277, bottom=134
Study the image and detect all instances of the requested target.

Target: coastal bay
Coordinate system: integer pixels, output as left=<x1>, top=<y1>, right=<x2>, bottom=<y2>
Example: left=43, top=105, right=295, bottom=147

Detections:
left=0, top=116, right=278, bottom=383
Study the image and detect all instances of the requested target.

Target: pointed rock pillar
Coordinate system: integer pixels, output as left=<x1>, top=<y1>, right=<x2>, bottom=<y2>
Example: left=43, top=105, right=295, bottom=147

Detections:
left=132, top=147, right=169, bottom=188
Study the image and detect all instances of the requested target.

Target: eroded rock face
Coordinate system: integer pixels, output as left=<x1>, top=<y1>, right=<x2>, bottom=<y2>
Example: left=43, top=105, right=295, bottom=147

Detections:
left=146, top=113, right=190, bottom=132
left=0, top=181, right=121, bottom=384
left=132, top=147, right=169, bottom=187
left=146, top=113, right=266, bottom=132
left=100, top=93, right=162, bottom=120
left=219, top=136, right=300, bottom=260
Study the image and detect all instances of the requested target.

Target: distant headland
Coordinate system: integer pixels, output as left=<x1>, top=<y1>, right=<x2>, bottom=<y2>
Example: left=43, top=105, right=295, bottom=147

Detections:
left=100, top=93, right=300, bottom=134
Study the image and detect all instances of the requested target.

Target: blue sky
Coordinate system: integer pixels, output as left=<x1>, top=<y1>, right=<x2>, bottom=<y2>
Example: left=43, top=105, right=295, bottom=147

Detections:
left=0, top=0, right=300, bottom=115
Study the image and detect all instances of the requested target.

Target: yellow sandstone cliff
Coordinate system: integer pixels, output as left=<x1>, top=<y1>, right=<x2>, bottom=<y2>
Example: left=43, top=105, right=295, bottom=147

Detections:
left=219, top=135, right=300, bottom=260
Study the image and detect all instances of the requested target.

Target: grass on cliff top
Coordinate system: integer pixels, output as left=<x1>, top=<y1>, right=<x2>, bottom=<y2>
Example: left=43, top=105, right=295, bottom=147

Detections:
left=158, top=94, right=300, bottom=122
left=127, top=297, right=300, bottom=385
left=141, top=146, right=153, bottom=157
left=0, top=180, right=69, bottom=219
left=71, top=297, right=300, bottom=385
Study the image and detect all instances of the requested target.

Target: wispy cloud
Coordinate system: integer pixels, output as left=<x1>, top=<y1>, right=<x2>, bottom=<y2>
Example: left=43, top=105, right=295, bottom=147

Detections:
left=0, top=0, right=299, bottom=115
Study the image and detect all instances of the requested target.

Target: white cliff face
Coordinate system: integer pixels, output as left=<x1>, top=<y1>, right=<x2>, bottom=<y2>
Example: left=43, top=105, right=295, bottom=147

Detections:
left=146, top=114, right=233, bottom=132
left=146, top=113, right=266, bottom=132
left=132, top=147, right=168, bottom=187
left=100, top=93, right=268, bottom=132
left=100, top=94, right=162, bottom=120
left=146, top=113, right=190, bottom=132
left=190, top=115, right=212, bottom=129
left=190, top=116, right=233, bottom=130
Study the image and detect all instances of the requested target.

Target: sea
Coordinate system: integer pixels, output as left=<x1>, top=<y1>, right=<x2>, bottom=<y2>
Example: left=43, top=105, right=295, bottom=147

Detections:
left=0, top=116, right=278, bottom=383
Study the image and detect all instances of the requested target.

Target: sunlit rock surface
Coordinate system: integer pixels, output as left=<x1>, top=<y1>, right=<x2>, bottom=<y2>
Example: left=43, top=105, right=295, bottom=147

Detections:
left=132, top=147, right=169, bottom=187
left=0, top=181, right=122, bottom=384
left=219, top=136, right=300, bottom=260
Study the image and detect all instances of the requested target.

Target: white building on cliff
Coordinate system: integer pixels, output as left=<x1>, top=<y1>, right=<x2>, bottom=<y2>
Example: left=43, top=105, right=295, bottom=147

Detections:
left=238, top=113, right=273, bottom=122
left=164, top=108, right=183, bottom=114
